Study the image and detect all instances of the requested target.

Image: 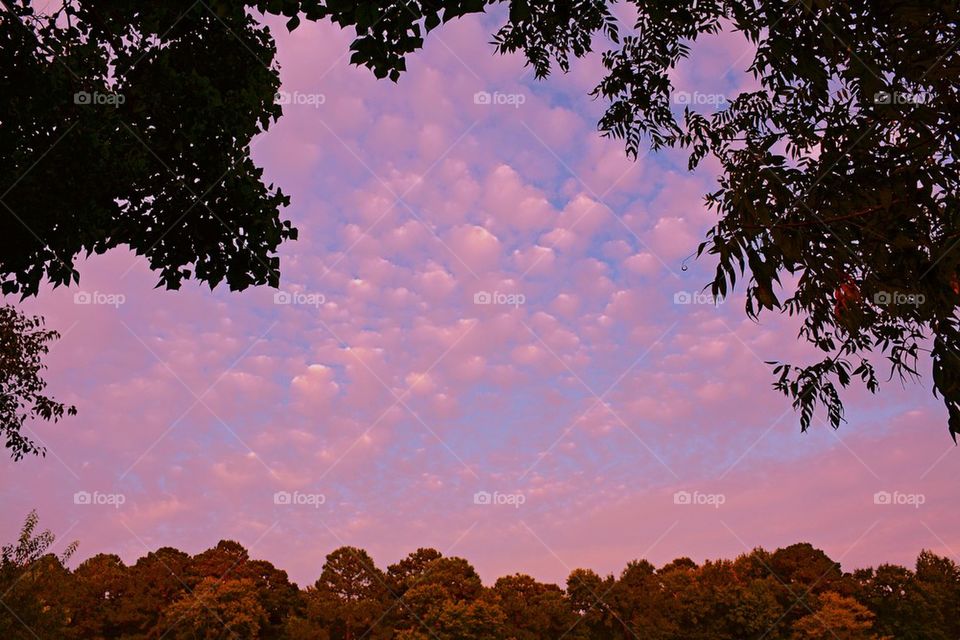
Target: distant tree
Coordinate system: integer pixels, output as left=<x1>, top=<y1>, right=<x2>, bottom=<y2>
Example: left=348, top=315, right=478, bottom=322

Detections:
left=608, top=559, right=675, bottom=639
left=793, top=591, right=882, bottom=640
left=0, top=305, right=75, bottom=460
left=119, top=546, right=193, bottom=639
left=162, top=577, right=268, bottom=640
left=768, top=543, right=844, bottom=621
left=853, top=563, right=948, bottom=640
left=67, top=553, right=128, bottom=638
left=0, top=511, right=77, bottom=639
left=912, top=550, right=960, bottom=639
left=189, top=540, right=251, bottom=584
left=386, top=547, right=443, bottom=595
left=565, top=567, right=618, bottom=640
left=493, top=573, right=584, bottom=640
left=313, top=546, right=391, bottom=640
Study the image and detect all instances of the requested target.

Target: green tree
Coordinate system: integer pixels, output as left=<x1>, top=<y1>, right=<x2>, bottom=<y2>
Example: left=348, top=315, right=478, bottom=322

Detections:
left=792, top=591, right=882, bottom=640
left=67, top=553, right=128, bottom=639
left=565, top=567, right=618, bottom=640
left=912, top=550, right=960, bottom=639
left=313, top=546, right=391, bottom=640
left=386, top=547, right=443, bottom=596
left=493, top=573, right=583, bottom=640
left=162, top=577, right=268, bottom=640
left=0, top=305, right=75, bottom=460
left=1, top=1, right=296, bottom=298
left=0, top=511, right=77, bottom=639
left=118, top=546, right=193, bottom=639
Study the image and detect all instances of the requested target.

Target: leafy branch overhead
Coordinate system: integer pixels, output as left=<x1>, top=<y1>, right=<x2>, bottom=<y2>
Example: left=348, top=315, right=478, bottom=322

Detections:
left=3, top=0, right=959, bottom=438
left=289, top=0, right=960, bottom=438
left=0, top=305, right=75, bottom=460
left=1, top=1, right=296, bottom=297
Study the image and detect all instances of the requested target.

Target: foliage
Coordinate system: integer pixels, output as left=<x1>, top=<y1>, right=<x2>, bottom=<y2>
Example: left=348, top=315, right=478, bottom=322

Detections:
left=279, top=0, right=960, bottom=437
left=0, top=0, right=296, bottom=297
left=162, top=577, right=268, bottom=640
left=0, top=305, right=75, bottom=459
left=1, top=514, right=957, bottom=639
left=0, top=511, right=77, bottom=639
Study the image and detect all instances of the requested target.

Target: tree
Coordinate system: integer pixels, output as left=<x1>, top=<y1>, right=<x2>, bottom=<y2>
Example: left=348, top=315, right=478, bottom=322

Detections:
left=793, top=591, right=882, bottom=640
left=0, top=305, right=75, bottom=460
left=493, top=574, right=584, bottom=640
left=11, top=2, right=959, bottom=439
left=161, top=577, right=268, bottom=640
left=0, top=511, right=77, bottom=639
left=1, top=0, right=296, bottom=298
left=120, top=546, right=194, bottom=639
left=282, top=0, right=960, bottom=437
left=853, top=563, right=949, bottom=640
left=608, top=559, right=675, bottom=639
left=386, top=547, right=444, bottom=596
left=313, top=546, right=391, bottom=640
left=67, top=553, right=128, bottom=639
left=565, top=567, right=618, bottom=640
left=912, top=550, right=960, bottom=640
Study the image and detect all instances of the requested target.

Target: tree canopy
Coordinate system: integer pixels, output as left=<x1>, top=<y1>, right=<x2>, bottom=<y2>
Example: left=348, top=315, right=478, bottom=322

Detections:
left=3, top=0, right=959, bottom=437
left=290, top=0, right=960, bottom=437
left=1, top=511, right=957, bottom=639
left=0, top=304, right=75, bottom=459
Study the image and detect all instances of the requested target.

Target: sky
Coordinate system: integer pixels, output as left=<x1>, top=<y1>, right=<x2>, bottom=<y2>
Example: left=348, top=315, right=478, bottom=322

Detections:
left=2, top=9, right=957, bottom=588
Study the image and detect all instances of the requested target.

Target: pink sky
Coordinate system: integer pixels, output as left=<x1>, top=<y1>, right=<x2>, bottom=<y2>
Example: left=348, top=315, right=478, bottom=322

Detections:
left=2, top=12, right=956, bottom=587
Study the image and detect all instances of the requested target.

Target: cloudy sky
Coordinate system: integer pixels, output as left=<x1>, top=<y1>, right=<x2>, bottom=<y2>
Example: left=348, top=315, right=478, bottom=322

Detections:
left=2, top=9, right=956, bottom=587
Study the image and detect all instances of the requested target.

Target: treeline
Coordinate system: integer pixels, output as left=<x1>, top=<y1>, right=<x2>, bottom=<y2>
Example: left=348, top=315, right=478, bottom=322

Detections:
left=1, top=512, right=958, bottom=639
